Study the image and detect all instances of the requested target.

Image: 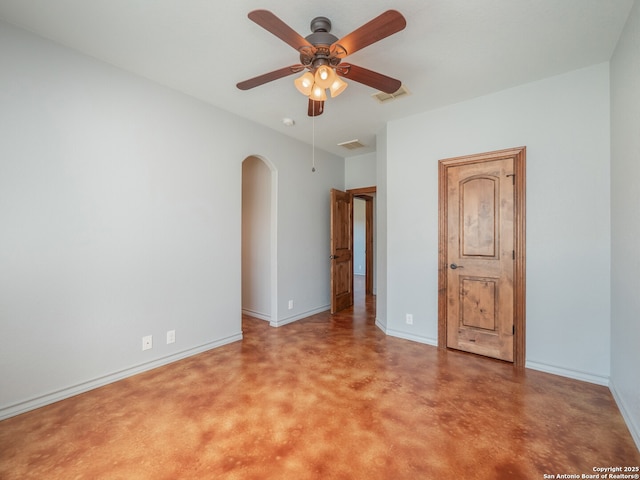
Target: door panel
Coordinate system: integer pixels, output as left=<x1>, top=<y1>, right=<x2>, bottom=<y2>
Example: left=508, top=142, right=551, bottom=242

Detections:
left=330, top=189, right=353, bottom=313
left=461, top=177, right=497, bottom=257
left=461, top=277, right=496, bottom=330
left=444, top=156, right=516, bottom=362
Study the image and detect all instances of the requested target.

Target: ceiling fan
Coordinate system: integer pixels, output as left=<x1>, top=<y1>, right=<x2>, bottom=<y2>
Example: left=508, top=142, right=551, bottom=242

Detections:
left=236, top=9, right=406, bottom=117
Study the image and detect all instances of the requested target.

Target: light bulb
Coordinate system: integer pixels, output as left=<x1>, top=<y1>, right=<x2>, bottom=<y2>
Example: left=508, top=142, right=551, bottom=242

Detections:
left=314, top=65, right=336, bottom=89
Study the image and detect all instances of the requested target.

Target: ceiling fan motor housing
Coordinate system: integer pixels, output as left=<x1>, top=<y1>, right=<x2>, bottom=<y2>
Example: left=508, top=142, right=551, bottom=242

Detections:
left=310, top=16, right=332, bottom=34
left=302, top=17, right=342, bottom=69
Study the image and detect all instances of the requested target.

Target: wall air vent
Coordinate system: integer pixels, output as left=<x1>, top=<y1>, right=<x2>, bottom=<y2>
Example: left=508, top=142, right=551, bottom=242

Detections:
left=372, top=85, right=411, bottom=104
left=337, top=139, right=366, bottom=150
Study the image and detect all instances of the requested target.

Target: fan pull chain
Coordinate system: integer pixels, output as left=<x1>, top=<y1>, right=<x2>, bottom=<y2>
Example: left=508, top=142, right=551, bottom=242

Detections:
left=311, top=106, right=316, bottom=172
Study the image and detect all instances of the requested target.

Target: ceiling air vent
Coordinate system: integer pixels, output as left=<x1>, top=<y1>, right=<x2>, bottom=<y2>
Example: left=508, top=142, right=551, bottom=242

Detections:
left=372, top=85, right=411, bottom=104
left=337, top=139, right=366, bottom=150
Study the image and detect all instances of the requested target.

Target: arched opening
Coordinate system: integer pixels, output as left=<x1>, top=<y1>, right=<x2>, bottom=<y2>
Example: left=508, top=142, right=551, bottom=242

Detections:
left=241, top=155, right=277, bottom=324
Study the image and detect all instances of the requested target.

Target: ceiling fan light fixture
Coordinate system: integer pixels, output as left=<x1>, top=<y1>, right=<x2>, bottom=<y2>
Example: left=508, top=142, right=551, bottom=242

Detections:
left=239, top=9, right=407, bottom=117
left=329, top=76, right=348, bottom=98
left=314, top=64, right=336, bottom=89
left=310, top=84, right=327, bottom=101
left=294, top=71, right=315, bottom=96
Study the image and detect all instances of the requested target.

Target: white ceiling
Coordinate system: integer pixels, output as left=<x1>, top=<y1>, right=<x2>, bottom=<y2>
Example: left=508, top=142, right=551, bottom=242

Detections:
left=0, top=0, right=634, bottom=157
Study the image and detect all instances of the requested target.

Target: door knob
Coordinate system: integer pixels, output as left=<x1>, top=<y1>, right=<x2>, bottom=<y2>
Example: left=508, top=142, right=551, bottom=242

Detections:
left=330, top=255, right=337, bottom=260
left=450, top=263, right=463, bottom=269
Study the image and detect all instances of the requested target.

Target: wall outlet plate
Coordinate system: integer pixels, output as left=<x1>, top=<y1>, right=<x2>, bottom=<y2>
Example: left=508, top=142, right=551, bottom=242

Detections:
left=167, top=330, right=175, bottom=344
left=406, top=314, right=413, bottom=325
left=142, top=335, right=153, bottom=351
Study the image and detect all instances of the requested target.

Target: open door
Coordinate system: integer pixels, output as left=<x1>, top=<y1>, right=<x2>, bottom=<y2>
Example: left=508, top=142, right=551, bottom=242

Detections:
left=330, top=189, right=354, bottom=314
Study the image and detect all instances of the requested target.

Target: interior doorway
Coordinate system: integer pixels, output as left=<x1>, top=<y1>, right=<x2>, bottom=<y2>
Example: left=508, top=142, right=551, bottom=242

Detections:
left=241, top=155, right=278, bottom=324
left=329, top=186, right=376, bottom=314
left=349, top=186, right=375, bottom=302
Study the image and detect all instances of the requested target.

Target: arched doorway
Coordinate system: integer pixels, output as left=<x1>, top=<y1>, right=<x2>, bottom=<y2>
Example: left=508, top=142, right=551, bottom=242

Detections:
left=241, top=155, right=278, bottom=324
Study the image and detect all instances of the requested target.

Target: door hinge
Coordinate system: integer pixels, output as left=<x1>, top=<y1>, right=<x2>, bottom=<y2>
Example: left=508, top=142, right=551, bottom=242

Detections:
left=512, top=250, right=515, bottom=260
left=512, top=325, right=515, bottom=335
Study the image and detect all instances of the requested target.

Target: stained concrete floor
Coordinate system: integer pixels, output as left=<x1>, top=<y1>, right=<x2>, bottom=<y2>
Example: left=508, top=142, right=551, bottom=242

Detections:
left=1, top=287, right=638, bottom=479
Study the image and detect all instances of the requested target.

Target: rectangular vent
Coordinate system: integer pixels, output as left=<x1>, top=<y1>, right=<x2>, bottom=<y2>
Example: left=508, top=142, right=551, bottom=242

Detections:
left=337, top=139, right=366, bottom=150
left=372, top=85, right=411, bottom=104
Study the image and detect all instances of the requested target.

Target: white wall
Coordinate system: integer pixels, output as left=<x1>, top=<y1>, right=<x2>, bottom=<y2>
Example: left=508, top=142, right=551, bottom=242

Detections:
left=381, top=63, right=612, bottom=384
left=610, top=0, right=640, bottom=449
left=0, top=21, right=344, bottom=419
left=345, top=151, right=378, bottom=292
left=273, top=146, right=344, bottom=327
left=242, top=156, right=271, bottom=320
left=376, top=129, right=389, bottom=331
left=345, top=152, right=377, bottom=189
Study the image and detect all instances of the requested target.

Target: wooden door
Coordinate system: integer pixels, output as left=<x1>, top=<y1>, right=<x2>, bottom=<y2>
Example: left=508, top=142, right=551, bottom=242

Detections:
left=438, top=148, right=526, bottom=364
left=330, top=189, right=354, bottom=314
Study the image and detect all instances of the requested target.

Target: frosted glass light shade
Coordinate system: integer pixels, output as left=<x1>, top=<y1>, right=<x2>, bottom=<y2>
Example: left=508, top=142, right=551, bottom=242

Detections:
left=310, top=84, right=327, bottom=101
left=294, top=72, right=314, bottom=96
left=329, top=76, right=348, bottom=97
left=314, top=65, right=336, bottom=89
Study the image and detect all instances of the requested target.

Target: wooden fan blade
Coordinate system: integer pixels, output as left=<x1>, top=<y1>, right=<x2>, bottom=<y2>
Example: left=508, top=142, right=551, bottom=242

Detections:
left=308, top=99, right=324, bottom=117
left=338, top=64, right=401, bottom=94
left=248, top=10, right=315, bottom=53
left=237, top=65, right=304, bottom=90
left=332, top=10, right=406, bottom=58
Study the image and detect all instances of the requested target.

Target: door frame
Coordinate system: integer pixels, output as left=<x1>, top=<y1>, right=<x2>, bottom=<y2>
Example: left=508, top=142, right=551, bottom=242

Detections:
left=437, top=147, right=526, bottom=366
left=348, top=186, right=375, bottom=296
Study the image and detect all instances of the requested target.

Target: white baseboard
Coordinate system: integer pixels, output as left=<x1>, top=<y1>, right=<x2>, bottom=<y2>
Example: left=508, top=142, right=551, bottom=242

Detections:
left=270, top=305, right=330, bottom=327
left=242, top=308, right=271, bottom=322
left=0, top=332, right=243, bottom=421
left=609, top=380, right=640, bottom=451
left=382, top=326, right=438, bottom=347
left=525, top=360, right=610, bottom=386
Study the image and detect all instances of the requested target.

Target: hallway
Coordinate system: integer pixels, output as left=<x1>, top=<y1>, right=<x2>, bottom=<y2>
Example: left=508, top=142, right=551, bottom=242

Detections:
left=0, top=289, right=638, bottom=479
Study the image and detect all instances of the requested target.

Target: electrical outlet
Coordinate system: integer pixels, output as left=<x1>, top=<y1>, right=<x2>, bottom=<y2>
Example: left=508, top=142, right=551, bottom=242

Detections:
left=288, top=300, right=294, bottom=310
left=142, top=335, right=153, bottom=351
left=166, top=330, right=175, bottom=344
left=406, top=314, right=413, bottom=325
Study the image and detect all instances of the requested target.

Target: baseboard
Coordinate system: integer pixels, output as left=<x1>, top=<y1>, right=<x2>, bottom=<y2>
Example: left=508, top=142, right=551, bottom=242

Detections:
left=525, top=360, right=610, bottom=386
left=270, top=305, right=330, bottom=327
left=242, top=308, right=271, bottom=322
left=0, top=332, right=243, bottom=421
left=609, top=380, right=640, bottom=451
left=384, top=327, right=438, bottom=347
